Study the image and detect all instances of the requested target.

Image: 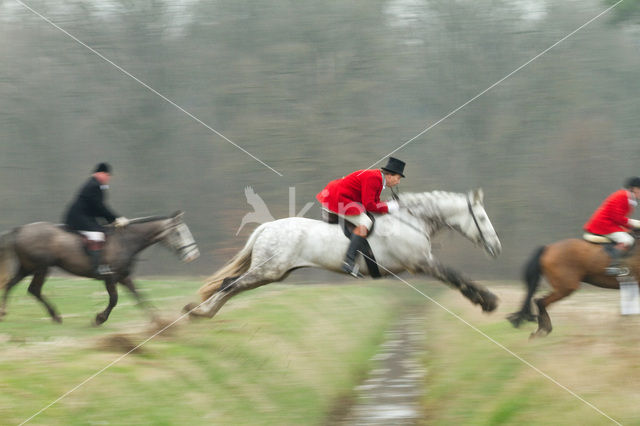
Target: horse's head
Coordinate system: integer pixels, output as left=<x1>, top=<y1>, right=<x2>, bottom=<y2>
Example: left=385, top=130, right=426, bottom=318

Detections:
left=463, top=189, right=501, bottom=258
left=397, top=189, right=501, bottom=257
left=158, top=211, right=200, bottom=263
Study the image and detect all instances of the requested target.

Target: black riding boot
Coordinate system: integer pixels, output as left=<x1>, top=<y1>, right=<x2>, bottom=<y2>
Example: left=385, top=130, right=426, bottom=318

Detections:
left=88, top=249, right=112, bottom=278
left=342, top=234, right=366, bottom=278
left=604, top=244, right=630, bottom=276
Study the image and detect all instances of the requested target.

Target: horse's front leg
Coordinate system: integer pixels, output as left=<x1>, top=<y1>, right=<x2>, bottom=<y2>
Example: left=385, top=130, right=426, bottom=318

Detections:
left=119, top=276, right=158, bottom=322
left=95, top=279, right=118, bottom=326
left=421, top=260, right=499, bottom=312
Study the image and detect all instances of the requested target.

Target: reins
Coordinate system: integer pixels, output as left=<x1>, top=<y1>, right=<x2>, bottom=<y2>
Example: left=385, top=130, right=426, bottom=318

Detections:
left=389, top=187, right=427, bottom=234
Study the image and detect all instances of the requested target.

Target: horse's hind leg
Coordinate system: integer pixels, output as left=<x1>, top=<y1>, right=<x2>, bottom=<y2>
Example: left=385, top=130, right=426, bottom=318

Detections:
left=188, top=273, right=270, bottom=319
left=531, top=286, right=575, bottom=339
left=27, top=269, right=62, bottom=323
left=0, top=268, right=28, bottom=319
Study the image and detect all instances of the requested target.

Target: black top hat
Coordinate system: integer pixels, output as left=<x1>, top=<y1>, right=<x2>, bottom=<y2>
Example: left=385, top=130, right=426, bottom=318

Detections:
left=93, top=162, right=112, bottom=174
left=625, top=176, right=640, bottom=189
left=381, top=157, right=405, bottom=177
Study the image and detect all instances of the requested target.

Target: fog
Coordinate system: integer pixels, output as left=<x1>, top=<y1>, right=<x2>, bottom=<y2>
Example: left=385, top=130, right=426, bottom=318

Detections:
left=2, top=0, right=640, bottom=279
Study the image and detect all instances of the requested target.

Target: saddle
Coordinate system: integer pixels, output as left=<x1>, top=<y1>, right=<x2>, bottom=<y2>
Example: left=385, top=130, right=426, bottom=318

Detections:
left=57, top=225, right=109, bottom=252
left=583, top=232, right=634, bottom=276
left=321, top=211, right=382, bottom=278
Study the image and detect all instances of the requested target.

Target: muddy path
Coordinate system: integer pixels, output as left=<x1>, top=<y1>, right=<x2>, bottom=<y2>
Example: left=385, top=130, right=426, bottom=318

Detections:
left=337, top=308, right=428, bottom=425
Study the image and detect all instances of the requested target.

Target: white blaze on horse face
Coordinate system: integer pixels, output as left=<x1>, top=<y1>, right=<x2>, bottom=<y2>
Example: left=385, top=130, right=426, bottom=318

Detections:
left=167, top=222, right=199, bottom=262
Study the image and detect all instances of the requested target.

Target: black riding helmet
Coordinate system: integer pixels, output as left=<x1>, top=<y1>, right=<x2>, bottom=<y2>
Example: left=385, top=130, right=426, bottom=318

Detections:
left=625, top=176, right=640, bottom=189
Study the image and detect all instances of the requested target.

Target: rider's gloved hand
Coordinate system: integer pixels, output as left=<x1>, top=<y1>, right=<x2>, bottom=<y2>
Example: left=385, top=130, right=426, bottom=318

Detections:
left=628, top=219, right=640, bottom=229
left=114, top=217, right=130, bottom=228
left=386, top=200, right=400, bottom=213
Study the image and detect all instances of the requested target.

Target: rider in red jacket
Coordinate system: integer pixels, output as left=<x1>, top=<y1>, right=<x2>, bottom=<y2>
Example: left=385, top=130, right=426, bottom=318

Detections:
left=317, top=157, right=405, bottom=277
left=584, top=177, right=640, bottom=275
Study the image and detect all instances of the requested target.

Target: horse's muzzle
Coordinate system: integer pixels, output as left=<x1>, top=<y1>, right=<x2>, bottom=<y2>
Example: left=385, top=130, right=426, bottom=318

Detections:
left=484, top=240, right=501, bottom=258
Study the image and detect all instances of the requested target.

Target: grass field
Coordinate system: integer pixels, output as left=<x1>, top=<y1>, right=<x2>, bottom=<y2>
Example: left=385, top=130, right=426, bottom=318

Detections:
left=0, top=276, right=421, bottom=425
left=2, top=277, right=640, bottom=425
left=420, top=283, right=640, bottom=426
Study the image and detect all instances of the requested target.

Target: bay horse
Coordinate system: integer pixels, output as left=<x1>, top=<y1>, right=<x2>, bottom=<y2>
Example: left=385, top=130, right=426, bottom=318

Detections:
left=0, top=211, right=199, bottom=325
left=184, top=189, right=501, bottom=319
left=507, top=234, right=639, bottom=338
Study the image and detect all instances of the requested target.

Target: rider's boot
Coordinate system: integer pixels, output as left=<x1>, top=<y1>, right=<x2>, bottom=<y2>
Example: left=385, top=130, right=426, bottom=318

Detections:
left=604, top=244, right=630, bottom=277
left=88, top=249, right=113, bottom=278
left=342, top=234, right=366, bottom=278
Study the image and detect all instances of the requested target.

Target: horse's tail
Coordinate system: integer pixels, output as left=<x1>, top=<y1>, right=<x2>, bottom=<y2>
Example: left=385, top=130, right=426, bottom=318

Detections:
left=524, top=246, right=546, bottom=296
left=0, top=229, right=17, bottom=290
left=508, top=245, right=546, bottom=327
left=198, top=224, right=266, bottom=301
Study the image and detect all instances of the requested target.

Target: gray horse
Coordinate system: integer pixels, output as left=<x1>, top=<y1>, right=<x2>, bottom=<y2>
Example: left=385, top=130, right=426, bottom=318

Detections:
left=185, top=190, right=501, bottom=320
left=0, top=211, right=198, bottom=325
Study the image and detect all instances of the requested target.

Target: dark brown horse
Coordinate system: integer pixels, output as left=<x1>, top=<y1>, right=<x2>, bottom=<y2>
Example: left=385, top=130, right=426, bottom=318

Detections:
left=0, top=211, right=199, bottom=325
left=508, top=235, right=638, bottom=338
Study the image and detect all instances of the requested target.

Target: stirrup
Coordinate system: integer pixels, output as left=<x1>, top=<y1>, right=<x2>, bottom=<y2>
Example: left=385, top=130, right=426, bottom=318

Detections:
left=96, top=265, right=114, bottom=277
left=341, top=262, right=363, bottom=278
left=605, top=266, right=630, bottom=277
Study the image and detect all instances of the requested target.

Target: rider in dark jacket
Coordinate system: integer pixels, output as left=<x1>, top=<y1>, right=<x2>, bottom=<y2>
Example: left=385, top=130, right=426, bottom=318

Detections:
left=63, top=163, right=129, bottom=277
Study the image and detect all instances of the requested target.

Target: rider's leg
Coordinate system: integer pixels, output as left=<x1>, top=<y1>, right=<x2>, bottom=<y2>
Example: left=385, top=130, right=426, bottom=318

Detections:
left=604, top=232, right=634, bottom=276
left=339, top=213, right=372, bottom=278
left=81, top=232, right=112, bottom=277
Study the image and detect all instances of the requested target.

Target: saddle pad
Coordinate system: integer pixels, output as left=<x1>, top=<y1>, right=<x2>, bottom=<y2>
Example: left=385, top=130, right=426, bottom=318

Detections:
left=583, top=233, right=613, bottom=244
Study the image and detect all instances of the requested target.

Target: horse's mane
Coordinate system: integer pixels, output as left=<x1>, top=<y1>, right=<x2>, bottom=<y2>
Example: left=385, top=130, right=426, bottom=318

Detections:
left=396, top=191, right=466, bottom=219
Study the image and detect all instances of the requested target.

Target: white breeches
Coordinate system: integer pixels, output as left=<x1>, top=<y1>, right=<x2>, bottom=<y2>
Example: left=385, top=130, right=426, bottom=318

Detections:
left=336, top=211, right=373, bottom=230
left=79, top=231, right=105, bottom=242
left=605, top=231, right=635, bottom=247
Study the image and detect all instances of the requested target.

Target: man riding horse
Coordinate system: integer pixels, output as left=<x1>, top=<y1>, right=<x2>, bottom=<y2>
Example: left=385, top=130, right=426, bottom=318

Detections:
left=62, top=163, right=130, bottom=278
left=316, top=157, right=405, bottom=277
left=584, top=177, right=640, bottom=276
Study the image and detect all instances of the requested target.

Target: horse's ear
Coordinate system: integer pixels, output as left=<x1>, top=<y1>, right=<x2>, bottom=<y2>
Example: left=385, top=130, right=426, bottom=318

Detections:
left=172, top=210, right=184, bottom=219
left=473, top=188, right=484, bottom=203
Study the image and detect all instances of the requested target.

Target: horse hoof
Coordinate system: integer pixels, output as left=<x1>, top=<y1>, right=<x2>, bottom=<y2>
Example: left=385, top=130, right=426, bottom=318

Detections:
left=182, top=303, right=195, bottom=314
left=506, top=313, right=522, bottom=328
left=94, top=315, right=107, bottom=326
left=481, top=293, right=499, bottom=313
left=183, top=303, right=203, bottom=317
left=529, top=329, right=549, bottom=339
left=52, top=316, right=63, bottom=324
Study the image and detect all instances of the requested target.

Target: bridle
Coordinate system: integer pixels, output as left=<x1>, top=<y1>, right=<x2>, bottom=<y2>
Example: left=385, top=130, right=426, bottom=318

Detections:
left=467, top=195, right=491, bottom=252
left=164, top=222, right=197, bottom=254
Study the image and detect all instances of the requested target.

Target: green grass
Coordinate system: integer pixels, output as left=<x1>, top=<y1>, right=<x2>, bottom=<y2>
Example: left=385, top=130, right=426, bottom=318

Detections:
left=0, top=277, right=419, bottom=425
left=419, top=286, right=636, bottom=426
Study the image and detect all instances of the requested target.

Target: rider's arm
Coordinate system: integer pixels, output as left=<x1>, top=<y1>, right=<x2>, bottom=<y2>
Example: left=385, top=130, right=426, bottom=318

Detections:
left=85, top=183, right=118, bottom=223
left=628, top=219, right=640, bottom=229
left=361, top=174, right=390, bottom=214
left=610, top=191, right=633, bottom=228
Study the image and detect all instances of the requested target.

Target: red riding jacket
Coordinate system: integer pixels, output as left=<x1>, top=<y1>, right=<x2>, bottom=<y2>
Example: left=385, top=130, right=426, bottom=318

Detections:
left=584, top=189, right=635, bottom=235
left=316, top=169, right=390, bottom=216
